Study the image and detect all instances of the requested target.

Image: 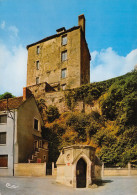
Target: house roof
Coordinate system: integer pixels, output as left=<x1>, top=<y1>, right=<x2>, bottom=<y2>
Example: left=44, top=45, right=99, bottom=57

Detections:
left=26, top=26, right=80, bottom=49
left=0, top=96, right=24, bottom=111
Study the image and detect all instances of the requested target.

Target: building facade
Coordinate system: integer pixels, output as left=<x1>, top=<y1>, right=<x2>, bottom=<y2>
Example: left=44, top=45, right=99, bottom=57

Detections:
left=0, top=89, right=48, bottom=176
left=26, top=14, right=90, bottom=91
left=56, top=145, right=102, bottom=188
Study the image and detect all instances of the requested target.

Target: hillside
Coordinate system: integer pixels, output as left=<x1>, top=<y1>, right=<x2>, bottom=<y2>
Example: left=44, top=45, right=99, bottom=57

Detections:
left=41, top=70, right=137, bottom=167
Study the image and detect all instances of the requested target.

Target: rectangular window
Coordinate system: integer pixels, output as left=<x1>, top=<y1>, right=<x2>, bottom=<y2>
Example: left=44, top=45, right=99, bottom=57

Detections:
left=62, top=35, right=67, bottom=45
left=0, top=132, right=6, bottom=144
left=36, top=77, right=39, bottom=84
left=0, top=155, right=8, bottom=167
left=34, top=118, right=39, bottom=131
left=61, top=50, right=67, bottom=61
left=61, top=68, right=67, bottom=78
left=36, top=61, right=39, bottom=70
left=0, top=115, right=7, bottom=123
left=36, top=46, right=40, bottom=54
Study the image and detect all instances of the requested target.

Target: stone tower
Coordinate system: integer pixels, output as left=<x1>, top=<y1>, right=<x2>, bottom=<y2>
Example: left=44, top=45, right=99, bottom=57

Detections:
left=26, top=14, right=91, bottom=91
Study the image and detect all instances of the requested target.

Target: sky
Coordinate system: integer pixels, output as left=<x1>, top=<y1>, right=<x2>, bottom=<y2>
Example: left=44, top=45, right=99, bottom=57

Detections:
left=0, top=0, right=137, bottom=96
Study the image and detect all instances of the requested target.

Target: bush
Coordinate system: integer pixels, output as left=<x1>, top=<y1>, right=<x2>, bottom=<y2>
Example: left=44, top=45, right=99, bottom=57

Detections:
left=66, top=113, right=89, bottom=141
left=46, top=105, right=60, bottom=123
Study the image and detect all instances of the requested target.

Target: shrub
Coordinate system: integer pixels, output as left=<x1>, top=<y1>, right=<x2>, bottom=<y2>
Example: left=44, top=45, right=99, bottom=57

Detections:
left=46, top=105, right=60, bottom=123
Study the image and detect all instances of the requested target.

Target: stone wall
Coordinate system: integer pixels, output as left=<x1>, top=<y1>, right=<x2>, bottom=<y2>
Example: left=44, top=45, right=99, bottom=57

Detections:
left=14, top=163, right=46, bottom=176
left=103, top=168, right=137, bottom=176
left=28, top=84, right=100, bottom=114
left=27, top=28, right=82, bottom=90
left=80, top=31, right=90, bottom=85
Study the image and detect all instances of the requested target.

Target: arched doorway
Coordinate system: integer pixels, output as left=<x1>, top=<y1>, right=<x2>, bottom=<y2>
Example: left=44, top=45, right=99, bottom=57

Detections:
left=76, top=158, right=87, bottom=188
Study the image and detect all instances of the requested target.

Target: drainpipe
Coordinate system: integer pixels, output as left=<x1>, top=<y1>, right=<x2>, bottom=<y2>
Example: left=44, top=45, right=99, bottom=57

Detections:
left=13, top=110, right=15, bottom=176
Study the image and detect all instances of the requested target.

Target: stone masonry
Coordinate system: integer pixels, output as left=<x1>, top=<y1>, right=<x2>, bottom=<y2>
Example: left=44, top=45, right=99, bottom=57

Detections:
left=26, top=14, right=90, bottom=93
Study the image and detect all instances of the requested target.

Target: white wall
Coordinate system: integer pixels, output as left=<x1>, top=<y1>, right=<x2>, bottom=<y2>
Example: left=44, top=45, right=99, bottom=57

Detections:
left=0, top=111, right=15, bottom=176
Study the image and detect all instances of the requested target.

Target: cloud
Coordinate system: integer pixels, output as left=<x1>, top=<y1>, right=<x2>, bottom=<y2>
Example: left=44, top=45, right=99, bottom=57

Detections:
left=0, top=21, right=5, bottom=29
left=8, top=25, right=19, bottom=37
left=0, top=20, right=19, bottom=39
left=0, top=42, right=27, bottom=96
left=90, top=47, right=137, bottom=82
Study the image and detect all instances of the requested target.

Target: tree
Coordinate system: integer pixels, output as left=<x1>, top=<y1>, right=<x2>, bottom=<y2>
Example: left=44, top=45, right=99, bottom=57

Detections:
left=0, top=92, right=15, bottom=100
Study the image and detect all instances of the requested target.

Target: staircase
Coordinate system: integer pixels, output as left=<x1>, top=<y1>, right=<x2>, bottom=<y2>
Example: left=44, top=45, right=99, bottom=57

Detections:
left=28, top=147, right=47, bottom=163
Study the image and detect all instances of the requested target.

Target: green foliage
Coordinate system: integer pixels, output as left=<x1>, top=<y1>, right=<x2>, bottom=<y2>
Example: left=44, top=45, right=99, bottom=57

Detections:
left=65, top=78, right=115, bottom=109
left=37, top=99, right=47, bottom=112
left=41, top=126, right=60, bottom=162
left=42, top=71, right=137, bottom=166
left=100, top=71, right=137, bottom=123
left=66, top=113, right=89, bottom=141
left=46, top=105, right=60, bottom=123
left=0, top=92, right=15, bottom=100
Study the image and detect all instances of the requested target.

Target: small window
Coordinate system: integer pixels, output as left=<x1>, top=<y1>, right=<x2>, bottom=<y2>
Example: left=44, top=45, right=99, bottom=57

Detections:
left=34, top=118, right=39, bottom=131
left=62, top=35, right=67, bottom=45
left=0, top=115, right=7, bottom=123
left=36, top=61, right=39, bottom=70
left=61, top=50, right=67, bottom=61
left=0, top=155, right=8, bottom=167
left=36, top=77, right=39, bottom=84
left=0, top=132, right=6, bottom=144
left=61, top=68, right=67, bottom=78
left=36, top=46, right=40, bottom=54
left=61, top=84, right=66, bottom=91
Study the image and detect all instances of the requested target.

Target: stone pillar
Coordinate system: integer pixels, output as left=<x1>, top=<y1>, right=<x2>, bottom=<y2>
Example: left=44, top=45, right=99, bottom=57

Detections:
left=45, top=162, right=46, bottom=176
left=52, top=162, right=54, bottom=176
left=101, top=162, right=104, bottom=178
left=87, top=163, right=92, bottom=187
left=128, top=162, right=131, bottom=176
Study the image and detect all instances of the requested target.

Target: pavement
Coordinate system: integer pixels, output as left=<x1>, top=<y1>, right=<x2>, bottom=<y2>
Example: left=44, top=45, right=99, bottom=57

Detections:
left=0, top=176, right=137, bottom=195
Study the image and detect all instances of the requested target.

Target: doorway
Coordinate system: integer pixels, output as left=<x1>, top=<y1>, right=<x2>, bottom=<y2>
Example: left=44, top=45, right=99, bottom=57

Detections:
left=76, top=158, right=87, bottom=188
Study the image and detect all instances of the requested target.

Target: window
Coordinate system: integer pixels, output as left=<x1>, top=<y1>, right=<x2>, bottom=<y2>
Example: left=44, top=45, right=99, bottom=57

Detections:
left=36, top=46, right=40, bottom=54
left=61, top=84, right=66, bottom=91
left=61, top=50, right=67, bottom=61
left=36, top=77, right=39, bottom=84
left=34, top=118, right=39, bottom=131
left=61, top=68, right=67, bottom=78
left=0, top=115, right=7, bottom=123
left=36, top=61, right=39, bottom=70
left=0, top=155, right=8, bottom=167
left=0, top=132, right=6, bottom=144
left=62, top=35, right=67, bottom=45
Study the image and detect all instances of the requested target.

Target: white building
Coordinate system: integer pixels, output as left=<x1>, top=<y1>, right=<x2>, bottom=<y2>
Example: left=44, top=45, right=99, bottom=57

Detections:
left=0, top=88, right=48, bottom=176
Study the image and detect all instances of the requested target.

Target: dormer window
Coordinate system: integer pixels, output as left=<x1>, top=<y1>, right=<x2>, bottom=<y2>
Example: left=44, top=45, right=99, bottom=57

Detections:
left=62, top=35, right=67, bottom=46
left=36, top=46, right=40, bottom=54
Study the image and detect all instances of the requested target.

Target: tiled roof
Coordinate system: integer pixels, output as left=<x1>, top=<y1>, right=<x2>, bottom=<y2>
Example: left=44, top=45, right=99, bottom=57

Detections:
left=0, top=96, right=24, bottom=111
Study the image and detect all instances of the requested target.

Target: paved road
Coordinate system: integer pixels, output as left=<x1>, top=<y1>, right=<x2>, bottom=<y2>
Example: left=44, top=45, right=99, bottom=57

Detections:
left=0, top=176, right=137, bottom=195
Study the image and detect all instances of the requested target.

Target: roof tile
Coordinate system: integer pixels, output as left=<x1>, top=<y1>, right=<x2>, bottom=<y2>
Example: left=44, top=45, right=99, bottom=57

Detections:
left=0, top=96, right=23, bottom=111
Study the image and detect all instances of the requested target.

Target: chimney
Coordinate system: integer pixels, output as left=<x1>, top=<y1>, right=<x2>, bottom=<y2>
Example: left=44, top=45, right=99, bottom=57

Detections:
left=56, top=27, right=66, bottom=34
left=23, top=87, right=32, bottom=101
left=78, top=14, right=85, bottom=36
